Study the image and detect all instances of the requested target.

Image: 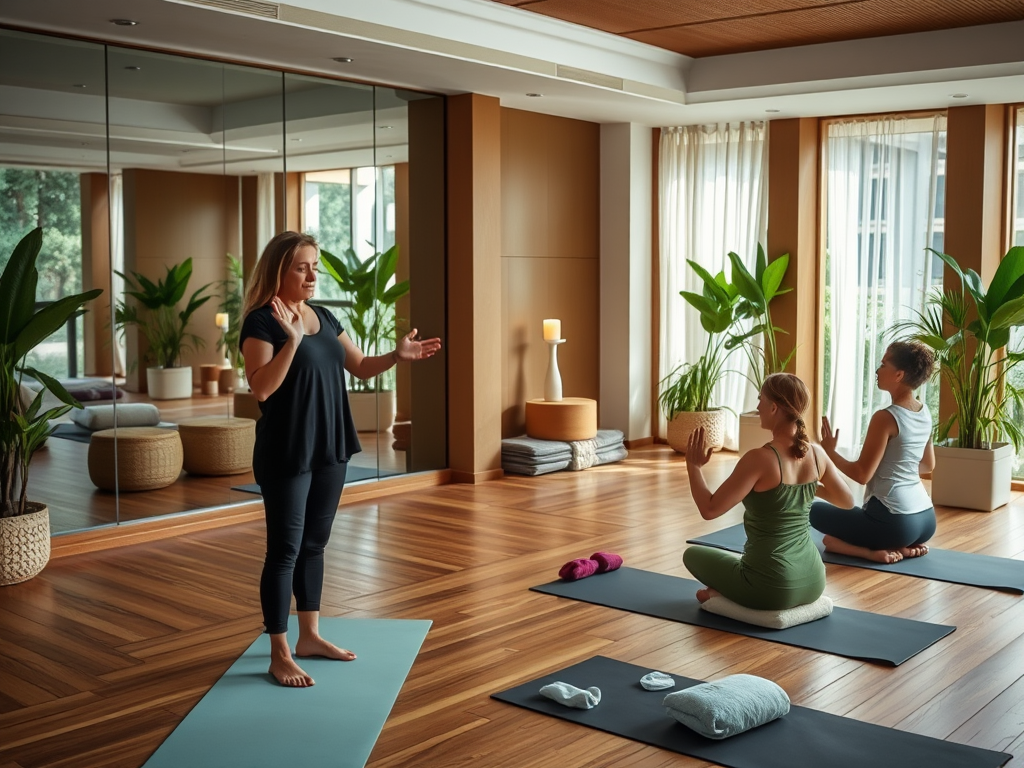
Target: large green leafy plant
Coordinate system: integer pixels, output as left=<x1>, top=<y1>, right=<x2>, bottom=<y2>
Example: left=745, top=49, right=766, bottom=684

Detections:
left=1, top=228, right=102, bottom=517
left=658, top=260, right=738, bottom=417
left=320, top=244, right=410, bottom=393
left=894, top=247, right=1024, bottom=450
left=115, top=258, right=213, bottom=369
left=725, top=244, right=794, bottom=390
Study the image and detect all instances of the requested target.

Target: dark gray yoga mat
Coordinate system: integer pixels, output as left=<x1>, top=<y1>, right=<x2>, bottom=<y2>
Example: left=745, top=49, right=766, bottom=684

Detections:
left=232, top=466, right=399, bottom=494
left=141, top=617, right=430, bottom=768
left=531, top=567, right=953, bottom=666
left=49, top=421, right=176, bottom=444
left=687, top=523, right=1024, bottom=594
left=492, top=655, right=1011, bottom=768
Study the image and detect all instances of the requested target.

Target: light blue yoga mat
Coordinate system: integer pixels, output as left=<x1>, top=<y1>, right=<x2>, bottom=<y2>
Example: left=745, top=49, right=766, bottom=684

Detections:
left=142, top=617, right=431, bottom=768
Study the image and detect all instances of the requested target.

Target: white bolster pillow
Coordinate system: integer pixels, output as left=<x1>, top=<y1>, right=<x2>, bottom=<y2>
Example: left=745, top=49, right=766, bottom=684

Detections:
left=700, top=594, right=833, bottom=630
left=71, top=403, right=161, bottom=430
left=663, top=674, right=790, bottom=740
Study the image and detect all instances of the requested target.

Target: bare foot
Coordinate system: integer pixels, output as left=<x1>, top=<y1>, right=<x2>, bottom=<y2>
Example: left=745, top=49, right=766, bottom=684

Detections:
left=295, top=635, right=357, bottom=661
left=898, top=545, right=929, bottom=558
left=865, top=549, right=903, bottom=564
left=695, top=587, right=721, bottom=604
left=269, top=655, right=315, bottom=687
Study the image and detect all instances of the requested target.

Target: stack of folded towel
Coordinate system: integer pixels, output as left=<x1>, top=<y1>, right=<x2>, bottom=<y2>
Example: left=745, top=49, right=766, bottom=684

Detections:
left=501, top=429, right=627, bottom=476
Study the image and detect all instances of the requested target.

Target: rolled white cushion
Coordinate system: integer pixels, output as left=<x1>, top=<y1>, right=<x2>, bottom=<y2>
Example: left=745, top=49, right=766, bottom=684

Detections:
left=71, top=403, right=161, bottom=430
left=700, top=594, right=833, bottom=630
left=663, top=674, right=790, bottom=740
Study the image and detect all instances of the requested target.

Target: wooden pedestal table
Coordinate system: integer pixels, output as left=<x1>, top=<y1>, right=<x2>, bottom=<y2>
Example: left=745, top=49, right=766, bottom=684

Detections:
left=525, top=397, right=597, bottom=442
left=199, top=364, right=220, bottom=396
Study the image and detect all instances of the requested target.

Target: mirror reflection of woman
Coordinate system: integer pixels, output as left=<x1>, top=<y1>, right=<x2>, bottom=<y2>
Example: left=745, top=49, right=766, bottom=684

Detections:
left=240, top=231, right=441, bottom=687
left=812, top=341, right=937, bottom=564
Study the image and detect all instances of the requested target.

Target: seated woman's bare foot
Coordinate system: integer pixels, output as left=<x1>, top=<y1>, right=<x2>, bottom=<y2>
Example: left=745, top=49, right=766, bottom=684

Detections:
left=295, top=635, right=357, bottom=661
left=695, top=587, right=721, bottom=604
left=898, top=544, right=929, bottom=558
left=269, top=655, right=314, bottom=687
left=866, top=549, right=902, bottom=564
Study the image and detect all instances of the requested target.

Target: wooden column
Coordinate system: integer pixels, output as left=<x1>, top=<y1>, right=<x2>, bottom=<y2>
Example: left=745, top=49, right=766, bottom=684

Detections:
left=447, top=93, right=503, bottom=483
left=394, top=162, right=411, bottom=424
left=241, top=176, right=259, bottom=279
left=940, top=104, right=1010, bottom=428
left=767, top=118, right=821, bottom=418
left=80, top=173, right=113, bottom=377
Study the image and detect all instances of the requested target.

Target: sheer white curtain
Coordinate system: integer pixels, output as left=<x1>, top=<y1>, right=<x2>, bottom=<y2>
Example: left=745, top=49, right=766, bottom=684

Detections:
left=109, top=172, right=126, bottom=376
left=659, top=122, right=768, bottom=449
left=824, top=115, right=946, bottom=453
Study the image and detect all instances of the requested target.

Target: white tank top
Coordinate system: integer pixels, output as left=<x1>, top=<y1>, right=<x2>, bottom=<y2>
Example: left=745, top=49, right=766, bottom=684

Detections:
left=864, top=403, right=933, bottom=514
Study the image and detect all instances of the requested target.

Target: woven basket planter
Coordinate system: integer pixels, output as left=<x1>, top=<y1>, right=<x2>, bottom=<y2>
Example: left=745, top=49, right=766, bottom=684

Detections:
left=667, top=409, right=726, bottom=455
left=0, top=503, right=50, bottom=586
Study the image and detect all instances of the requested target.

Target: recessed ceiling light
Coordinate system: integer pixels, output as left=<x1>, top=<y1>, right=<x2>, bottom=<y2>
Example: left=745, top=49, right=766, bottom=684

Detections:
left=950, top=93, right=969, bottom=99
left=110, top=18, right=138, bottom=26
left=526, top=93, right=542, bottom=97
left=290, top=138, right=303, bottom=142
left=332, top=57, right=353, bottom=63
left=765, top=109, right=781, bottom=113
left=125, top=65, right=141, bottom=71
left=378, top=125, right=393, bottom=129
left=72, top=84, right=87, bottom=89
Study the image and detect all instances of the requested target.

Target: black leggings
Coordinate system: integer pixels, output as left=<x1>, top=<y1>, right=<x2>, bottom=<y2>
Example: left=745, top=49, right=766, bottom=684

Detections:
left=259, top=462, right=348, bottom=635
left=810, top=496, right=935, bottom=551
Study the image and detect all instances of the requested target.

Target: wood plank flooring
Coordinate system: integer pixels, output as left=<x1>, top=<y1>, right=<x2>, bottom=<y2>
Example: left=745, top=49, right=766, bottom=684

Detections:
left=3, top=446, right=1024, bottom=766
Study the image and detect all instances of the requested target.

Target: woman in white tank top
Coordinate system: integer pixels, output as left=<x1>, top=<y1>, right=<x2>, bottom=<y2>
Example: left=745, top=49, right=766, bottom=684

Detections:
left=811, top=341, right=937, bottom=564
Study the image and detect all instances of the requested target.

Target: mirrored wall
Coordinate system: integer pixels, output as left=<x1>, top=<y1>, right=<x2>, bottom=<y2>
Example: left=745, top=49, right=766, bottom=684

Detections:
left=0, top=27, right=447, bottom=535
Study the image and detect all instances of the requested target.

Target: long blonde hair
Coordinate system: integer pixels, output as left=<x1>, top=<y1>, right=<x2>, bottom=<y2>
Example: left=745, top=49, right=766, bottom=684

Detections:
left=760, top=373, right=811, bottom=459
left=242, top=231, right=319, bottom=319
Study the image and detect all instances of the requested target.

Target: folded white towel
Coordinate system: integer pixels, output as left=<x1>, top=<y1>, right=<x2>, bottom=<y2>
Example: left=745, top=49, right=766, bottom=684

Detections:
left=663, top=674, right=790, bottom=739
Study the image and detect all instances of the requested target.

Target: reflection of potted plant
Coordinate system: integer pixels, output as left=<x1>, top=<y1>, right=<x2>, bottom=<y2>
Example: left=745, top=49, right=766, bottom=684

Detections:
left=660, top=260, right=737, bottom=454
left=1, top=228, right=102, bottom=584
left=894, top=247, right=1024, bottom=511
left=115, top=258, right=213, bottom=400
left=217, top=254, right=245, bottom=388
left=320, top=244, right=409, bottom=431
left=724, top=244, right=794, bottom=455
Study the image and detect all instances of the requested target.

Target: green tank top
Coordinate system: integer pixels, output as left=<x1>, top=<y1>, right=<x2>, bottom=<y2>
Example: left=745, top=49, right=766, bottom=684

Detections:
left=740, top=444, right=826, bottom=589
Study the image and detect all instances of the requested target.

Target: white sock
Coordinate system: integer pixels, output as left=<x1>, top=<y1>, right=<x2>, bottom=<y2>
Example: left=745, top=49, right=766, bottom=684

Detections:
left=539, top=681, right=601, bottom=709
left=640, top=671, right=675, bottom=691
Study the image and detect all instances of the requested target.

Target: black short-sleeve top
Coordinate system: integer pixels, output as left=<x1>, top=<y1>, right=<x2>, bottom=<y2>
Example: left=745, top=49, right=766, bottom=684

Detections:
left=240, top=303, right=361, bottom=482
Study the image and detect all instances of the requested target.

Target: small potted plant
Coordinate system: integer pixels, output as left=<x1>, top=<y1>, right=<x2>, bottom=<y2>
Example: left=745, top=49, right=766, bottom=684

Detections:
left=894, top=246, right=1024, bottom=511
left=660, top=260, right=737, bottom=454
left=320, top=243, right=409, bottom=431
left=1, top=228, right=102, bottom=585
left=115, top=258, right=213, bottom=400
left=724, top=244, right=794, bottom=455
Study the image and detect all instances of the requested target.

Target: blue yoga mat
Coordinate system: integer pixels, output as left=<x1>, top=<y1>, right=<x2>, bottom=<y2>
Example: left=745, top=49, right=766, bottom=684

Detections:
left=142, top=617, right=431, bottom=768
left=687, top=523, right=1024, bottom=593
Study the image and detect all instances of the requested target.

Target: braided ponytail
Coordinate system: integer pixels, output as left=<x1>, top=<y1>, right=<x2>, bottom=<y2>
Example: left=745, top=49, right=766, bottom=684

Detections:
left=793, top=417, right=809, bottom=459
left=761, top=373, right=811, bottom=459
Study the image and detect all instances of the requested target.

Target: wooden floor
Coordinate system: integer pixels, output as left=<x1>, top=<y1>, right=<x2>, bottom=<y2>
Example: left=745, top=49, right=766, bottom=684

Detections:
left=3, top=446, right=1024, bottom=767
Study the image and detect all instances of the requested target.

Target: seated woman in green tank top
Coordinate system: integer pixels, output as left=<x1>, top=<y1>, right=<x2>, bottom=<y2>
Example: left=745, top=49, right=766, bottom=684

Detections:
left=683, top=373, right=854, bottom=610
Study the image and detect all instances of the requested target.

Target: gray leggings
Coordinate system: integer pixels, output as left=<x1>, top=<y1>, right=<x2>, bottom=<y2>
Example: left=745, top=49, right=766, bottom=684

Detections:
left=809, top=497, right=935, bottom=550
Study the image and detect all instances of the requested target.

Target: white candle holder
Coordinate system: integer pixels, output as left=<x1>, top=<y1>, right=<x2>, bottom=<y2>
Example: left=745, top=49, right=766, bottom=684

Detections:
left=544, top=339, right=565, bottom=402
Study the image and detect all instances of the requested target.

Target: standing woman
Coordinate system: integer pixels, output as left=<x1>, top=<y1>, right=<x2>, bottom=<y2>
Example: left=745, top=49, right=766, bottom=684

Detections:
left=241, top=231, right=441, bottom=687
left=812, top=341, right=936, bottom=564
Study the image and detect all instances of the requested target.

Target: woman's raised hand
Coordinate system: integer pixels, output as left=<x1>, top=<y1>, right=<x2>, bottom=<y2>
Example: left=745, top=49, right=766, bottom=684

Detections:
left=686, top=426, right=713, bottom=467
left=820, top=416, right=839, bottom=454
left=395, top=328, right=442, bottom=361
left=270, top=296, right=304, bottom=343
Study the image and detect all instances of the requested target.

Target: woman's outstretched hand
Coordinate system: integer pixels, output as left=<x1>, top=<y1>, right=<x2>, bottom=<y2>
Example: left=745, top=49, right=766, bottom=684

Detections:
left=686, top=426, right=713, bottom=468
left=820, top=416, right=839, bottom=454
left=395, top=329, right=442, bottom=361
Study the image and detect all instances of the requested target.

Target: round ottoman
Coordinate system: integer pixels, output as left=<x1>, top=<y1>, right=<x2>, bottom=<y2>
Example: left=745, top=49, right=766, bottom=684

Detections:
left=178, top=416, right=255, bottom=476
left=88, top=427, right=183, bottom=491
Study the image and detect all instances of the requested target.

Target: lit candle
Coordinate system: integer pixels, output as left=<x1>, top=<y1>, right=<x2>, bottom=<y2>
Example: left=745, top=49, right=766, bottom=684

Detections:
left=543, top=319, right=561, bottom=341
left=215, top=312, right=230, bottom=330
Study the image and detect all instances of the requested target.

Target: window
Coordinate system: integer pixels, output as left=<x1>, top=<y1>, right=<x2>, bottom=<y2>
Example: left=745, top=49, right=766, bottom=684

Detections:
left=1007, top=107, right=1024, bottom=478
left=822, top=115, right=946, bottom=454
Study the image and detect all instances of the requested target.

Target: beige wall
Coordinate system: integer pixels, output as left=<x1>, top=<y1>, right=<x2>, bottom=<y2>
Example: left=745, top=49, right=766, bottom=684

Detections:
left=500, top=108, right=600, bottom=438
left=122, top=169, right=238, bottom=390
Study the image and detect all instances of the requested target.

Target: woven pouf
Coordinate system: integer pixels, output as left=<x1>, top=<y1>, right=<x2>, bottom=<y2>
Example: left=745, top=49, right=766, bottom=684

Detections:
left=88, top=427, right=183, bottom=491
left=178, top=416, right=255, bottom=476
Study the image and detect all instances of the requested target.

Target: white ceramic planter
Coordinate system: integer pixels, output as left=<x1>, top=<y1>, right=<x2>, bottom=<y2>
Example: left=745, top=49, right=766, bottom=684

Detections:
left=738, top=411, right=773, bottom=456
left=146, top=366, right=194, bottom=400
left=667, top=410, right=726, bottom=454
left=349, top=390, right=396, bottom=432
left=931, top=441, right=1013, bottom=512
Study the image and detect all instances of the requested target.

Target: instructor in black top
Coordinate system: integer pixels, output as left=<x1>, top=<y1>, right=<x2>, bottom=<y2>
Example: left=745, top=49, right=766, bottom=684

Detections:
left=240, top=231, right=441, bottom=687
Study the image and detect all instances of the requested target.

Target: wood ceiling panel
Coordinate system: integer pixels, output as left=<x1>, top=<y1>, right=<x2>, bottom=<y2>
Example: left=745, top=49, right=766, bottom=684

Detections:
left=495, top=0, right=850, bottom=35
left=491, top=0, right=1024, bottom=57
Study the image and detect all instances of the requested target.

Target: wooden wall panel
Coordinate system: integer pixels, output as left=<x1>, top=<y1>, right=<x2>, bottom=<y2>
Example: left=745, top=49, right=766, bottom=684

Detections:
left=80, top=173, right=114, bottom=377
left=500, top=108, right=601, bottom=438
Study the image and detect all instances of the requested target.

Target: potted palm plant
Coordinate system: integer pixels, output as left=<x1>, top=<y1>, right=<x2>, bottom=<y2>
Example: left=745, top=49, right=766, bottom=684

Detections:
left=115, top=258, right=213, bottom=400
left=894, top=246, right=1024, bottom=512
left=659, top=260, right=737, bottom=454
left=724, top=244, right=794, bottom=455
left=1, top=228, right=102, bottom=585
left=320, top=243, right=409, bottom=432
